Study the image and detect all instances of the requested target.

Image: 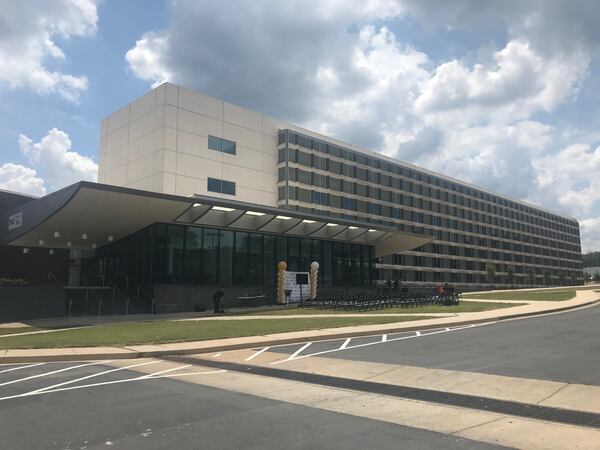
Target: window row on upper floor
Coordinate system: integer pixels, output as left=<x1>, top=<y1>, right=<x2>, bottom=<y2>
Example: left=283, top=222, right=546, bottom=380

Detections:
left=385, top=253, right=582, bottom=274
left=277, top=137, right=578, bottom=231
left=278, top=181, right=580, bottom=247
left=403, top=244, right=582, bottom=269
left=279, top=187, right=582, bottom=257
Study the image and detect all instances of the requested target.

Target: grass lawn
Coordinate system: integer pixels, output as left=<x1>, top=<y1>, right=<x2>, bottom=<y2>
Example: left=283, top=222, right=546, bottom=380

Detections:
left=463, top=290, right=576, bottom=301
left=234, top=301, right=522, bottom=316
left=0, top=316, right=431, bottom=350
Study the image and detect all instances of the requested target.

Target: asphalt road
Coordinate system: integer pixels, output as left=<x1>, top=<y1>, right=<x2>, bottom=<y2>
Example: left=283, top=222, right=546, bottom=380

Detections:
left=1, top=303, right=598, bottom=449
left=0, top=361, right=504, bottom=450
left=302, top=302, right=600, bottom=386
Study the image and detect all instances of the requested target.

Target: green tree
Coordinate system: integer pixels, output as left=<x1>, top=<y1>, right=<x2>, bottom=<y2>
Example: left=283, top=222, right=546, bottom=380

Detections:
left=582, top=251, right=600, bottom=267
left=485, top=262, right=496, bottom=287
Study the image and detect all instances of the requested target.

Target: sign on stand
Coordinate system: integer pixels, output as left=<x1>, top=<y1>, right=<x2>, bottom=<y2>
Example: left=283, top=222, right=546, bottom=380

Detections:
left=284, top=271, right=309, bottom=303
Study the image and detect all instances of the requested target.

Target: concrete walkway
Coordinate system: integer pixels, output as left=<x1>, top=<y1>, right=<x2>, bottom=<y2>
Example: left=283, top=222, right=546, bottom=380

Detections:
left=0, top=289, right=598, bottom=363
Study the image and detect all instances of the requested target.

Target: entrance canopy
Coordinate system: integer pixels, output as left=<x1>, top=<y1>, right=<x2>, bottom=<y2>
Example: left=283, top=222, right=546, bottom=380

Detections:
left=1, top=182, right=432, bottom=257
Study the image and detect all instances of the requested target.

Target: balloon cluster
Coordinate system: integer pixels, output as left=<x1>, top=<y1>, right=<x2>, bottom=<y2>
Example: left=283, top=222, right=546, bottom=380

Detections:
left=309, top=261, right=319, bottom=300
left=277, top=261, right=287, bottom=304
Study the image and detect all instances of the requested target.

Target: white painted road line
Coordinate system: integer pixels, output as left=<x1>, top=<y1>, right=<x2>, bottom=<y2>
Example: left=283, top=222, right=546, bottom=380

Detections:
left=0, top=363, right=45, bottom=375
left=30, top=361, right=160, bottom=394
left=339, top=338, right=351, bottom=350
left=0, top=361, right=110, bottom=387
left=271, top=342, right=312, bottom=364
left=139, top=365, right=192, bottom=379
left=273, top=322, right=498, bottom=364
left=0, top=369, right=226, bottom=402
left=381, top=334, right=387, bottom=342
left=245, top=346, right=270, bottom=361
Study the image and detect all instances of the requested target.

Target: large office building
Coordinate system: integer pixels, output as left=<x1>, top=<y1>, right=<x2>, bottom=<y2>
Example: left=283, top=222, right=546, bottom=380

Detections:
left=0, top=83, right=583, bottom=314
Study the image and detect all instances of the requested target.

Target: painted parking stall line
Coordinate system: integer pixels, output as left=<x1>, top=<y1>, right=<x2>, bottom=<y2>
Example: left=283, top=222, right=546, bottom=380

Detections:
left=138, top=364, right=192, bottom=379
left=246, top=346, right=270, bottom=361
left=271, top=342, right=312, bottom=365
left=30, top=361, right=160, bottom=394
left=267, top=321, right=498, bottom=365
left=0, top=368, right=227, bottom=402
left=0, top=363, right=45, bottom=375
left=0, top=361, right=109, bottom=387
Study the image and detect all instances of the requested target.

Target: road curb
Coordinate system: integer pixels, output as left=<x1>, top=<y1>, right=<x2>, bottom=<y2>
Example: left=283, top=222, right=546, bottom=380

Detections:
left=2, top=297, right=599, bottom=364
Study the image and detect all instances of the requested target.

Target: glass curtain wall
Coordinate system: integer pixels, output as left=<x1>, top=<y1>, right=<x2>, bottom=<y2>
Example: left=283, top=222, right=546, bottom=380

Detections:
left=94, top=223, right=374, bottom=287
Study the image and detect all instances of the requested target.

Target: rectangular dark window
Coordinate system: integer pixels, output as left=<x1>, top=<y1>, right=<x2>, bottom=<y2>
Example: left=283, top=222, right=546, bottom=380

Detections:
left=297, top=169, right=312, bottom=185
left=368, top=203, right=381, bottom=215
left=298, top=188, right=311, bottom=203
left=222, top=139, right=236, bottom=155
left=329, top=159, right=341, bottom=174
left=343, top=164, right=354, bottom=177
left=314, top=191, right=328, bottom=205
left=219, top=230, right=234, bottom=284
left=202, top=228, right=219, bottom=284
left=297, top=151, right=312, bottom=167
left=342, top=197, right=355, bottom=210
left=208, top=135, right=236, bottom=155
left=390, top=207, right=403, bottom=219
left=208, top=135, right=221, bottom=152
left=208, top=177, right=236, bottom=196
left=329, top=177, right=341, bottom=191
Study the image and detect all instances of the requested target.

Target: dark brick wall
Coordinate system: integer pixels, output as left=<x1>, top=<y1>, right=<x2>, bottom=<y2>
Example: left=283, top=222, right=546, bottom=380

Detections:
left=0, top=287, right=65, bottom=322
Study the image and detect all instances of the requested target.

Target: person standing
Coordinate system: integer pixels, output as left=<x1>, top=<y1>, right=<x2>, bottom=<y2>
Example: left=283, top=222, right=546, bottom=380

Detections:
left=213, top=288, right=225, bottom=313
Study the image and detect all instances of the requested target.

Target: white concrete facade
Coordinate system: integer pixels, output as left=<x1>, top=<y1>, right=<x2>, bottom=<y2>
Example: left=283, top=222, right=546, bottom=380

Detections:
left=99, top=82, right=288, bottom=206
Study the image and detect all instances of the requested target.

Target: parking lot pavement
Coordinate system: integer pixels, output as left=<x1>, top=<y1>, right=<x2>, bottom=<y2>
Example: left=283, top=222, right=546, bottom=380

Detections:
left=0, top=360, right=506, bottom=450
left=235, top=303, right=600, bottom=386
left=3, top=304, right=600, bottom=449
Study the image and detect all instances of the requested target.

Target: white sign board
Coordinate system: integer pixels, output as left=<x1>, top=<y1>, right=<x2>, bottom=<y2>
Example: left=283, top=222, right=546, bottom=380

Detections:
left=284, top=271, right=310, bottom=303
left=8, top=212, right=23, bottom=230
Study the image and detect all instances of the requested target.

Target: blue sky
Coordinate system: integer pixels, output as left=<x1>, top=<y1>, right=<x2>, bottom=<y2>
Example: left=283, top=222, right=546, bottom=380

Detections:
left=1, top=0, right=600, bottom=252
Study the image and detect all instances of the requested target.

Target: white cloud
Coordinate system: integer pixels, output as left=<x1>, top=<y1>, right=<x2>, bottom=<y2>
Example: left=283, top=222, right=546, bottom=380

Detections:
left=416, top=40, right=589, bottom=125
left=0, top=0, right=98, bottom=102
left=0, top=163, right=46, bottom=196
left=18, top=128, right=97, bottom=191
left=304, top=25, right=430, bottom=149
left=580, top=217, right=600, bottom=253
left=531, top=143, right=600, bottom=217
left=125, top=31, right=172, bottom=88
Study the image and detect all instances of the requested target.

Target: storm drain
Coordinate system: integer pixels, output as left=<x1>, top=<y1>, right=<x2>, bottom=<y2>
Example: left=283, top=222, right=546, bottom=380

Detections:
left=164, top=355, right=600, bottom=429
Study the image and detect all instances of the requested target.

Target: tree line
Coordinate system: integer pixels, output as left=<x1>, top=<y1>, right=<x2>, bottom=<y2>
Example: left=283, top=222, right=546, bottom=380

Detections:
left=583, top=251, right=600, bottom=268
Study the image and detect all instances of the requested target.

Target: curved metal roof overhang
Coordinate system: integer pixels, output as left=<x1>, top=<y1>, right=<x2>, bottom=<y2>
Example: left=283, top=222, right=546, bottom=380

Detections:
left=1, top=182, right=432, bottom=257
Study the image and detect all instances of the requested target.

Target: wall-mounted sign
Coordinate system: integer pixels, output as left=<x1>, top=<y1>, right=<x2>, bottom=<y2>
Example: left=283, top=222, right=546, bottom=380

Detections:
left=8, top=212, right=23, bottom=230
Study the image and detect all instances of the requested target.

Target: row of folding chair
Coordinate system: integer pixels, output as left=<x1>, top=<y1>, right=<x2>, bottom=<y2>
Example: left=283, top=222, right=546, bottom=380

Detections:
left=301, top=291, right=461, bottom=311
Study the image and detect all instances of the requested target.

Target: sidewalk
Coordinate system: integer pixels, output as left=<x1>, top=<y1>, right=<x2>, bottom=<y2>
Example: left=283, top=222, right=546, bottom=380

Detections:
left=1, top=289, right=598, bottom=363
